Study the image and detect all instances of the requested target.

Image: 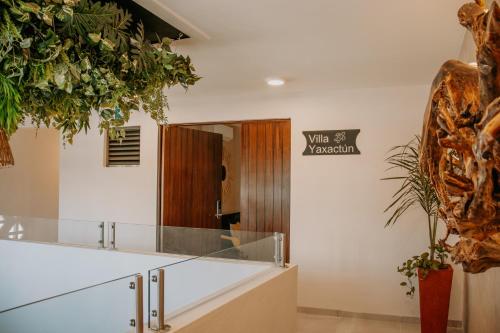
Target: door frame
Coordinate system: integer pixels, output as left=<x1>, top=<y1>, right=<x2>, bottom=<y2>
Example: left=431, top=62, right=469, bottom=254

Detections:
left=156, top=118, right=291, bottom=257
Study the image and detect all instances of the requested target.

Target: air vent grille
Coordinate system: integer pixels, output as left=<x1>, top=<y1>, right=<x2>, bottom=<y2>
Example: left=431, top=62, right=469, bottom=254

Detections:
left=106, top=126, right=140, bottom=166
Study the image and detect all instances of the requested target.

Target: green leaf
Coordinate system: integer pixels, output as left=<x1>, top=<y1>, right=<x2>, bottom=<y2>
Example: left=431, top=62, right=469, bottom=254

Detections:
left=33, top=79, right=49, bottom=90
left=19, top=2, right=41, bottom=14
left=54, top=63, right=69, bottom=89
left=56, top=5, right=73, bottom=22
left=81, top=73, right=91, bottom=83
left=42, top=9, right=54, bottom=26
left=64, top=0, right=79, bottom=6
left=88, top=32, right=101, bottom=44
left=100, top=38, right=115, bottom=51
left=20, top=37, right=32, bottom=48
left=80, top=57, right=91, bottom=71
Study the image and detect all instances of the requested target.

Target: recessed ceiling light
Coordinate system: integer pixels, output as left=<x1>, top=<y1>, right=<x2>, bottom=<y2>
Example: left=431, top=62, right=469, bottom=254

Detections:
left=266, top=78, right=285, bottom=86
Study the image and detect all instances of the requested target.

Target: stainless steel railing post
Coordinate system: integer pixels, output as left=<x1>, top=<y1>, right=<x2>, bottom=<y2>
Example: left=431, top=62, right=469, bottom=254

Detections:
left=274, top=232, right=285, bottom=268
left=135, top=274, right=144, bottom=333
left=158, top=269, right=165, bottom=330
left=150, top=268, right=167, bottom=331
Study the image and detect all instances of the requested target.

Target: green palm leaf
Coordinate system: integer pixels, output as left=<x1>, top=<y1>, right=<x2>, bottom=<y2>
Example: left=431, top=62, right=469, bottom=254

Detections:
left=382, top=136, right=440, bottom=230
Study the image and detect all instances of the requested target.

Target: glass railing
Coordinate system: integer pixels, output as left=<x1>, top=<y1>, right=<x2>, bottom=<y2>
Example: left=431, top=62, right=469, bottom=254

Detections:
left=0, top=216, right=285, bottom=331
left=147, top=234, right=281, bottom=330
left=110, top=221, right=275, bottom=256
left=0, top=273, right=144, bottom=333
left=0, top=216, right=105, bottom=248
left=0, top=215, right=279, bottom=258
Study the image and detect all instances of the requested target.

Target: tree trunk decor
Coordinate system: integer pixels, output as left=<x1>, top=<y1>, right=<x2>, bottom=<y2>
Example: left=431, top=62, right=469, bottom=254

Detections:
left=0, top=128, right=14, bottom=167
left=420, top=0, right=500, bottom=273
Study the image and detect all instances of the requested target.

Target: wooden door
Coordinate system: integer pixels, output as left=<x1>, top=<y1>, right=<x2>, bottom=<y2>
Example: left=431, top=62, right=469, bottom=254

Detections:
left=240, top=120, right=291, bottom=261
left=160, top=126, right=223, bottom=229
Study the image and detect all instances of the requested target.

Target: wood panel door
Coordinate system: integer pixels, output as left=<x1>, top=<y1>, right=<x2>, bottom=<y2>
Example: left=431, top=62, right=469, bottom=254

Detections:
left=160, top=126, right=223, bottom=229
left=240, top=120, right=291, bottom=261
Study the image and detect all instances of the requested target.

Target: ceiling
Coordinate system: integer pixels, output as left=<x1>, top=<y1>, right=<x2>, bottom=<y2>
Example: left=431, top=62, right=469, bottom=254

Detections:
left=135, top=0, right=468, bottom=96
left=102, top=0, right=188, bottom=40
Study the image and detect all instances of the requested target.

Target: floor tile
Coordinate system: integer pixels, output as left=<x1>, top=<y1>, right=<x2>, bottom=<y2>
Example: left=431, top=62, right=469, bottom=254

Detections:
left=399, top=322, right=463, bottom=333
left=401, top=323, right=420, bottom=333
left=297, top=313, right=463, bottom=333
left=351, top=317, right=400, bottom=333
left=297, top=313, right=353, bottom=333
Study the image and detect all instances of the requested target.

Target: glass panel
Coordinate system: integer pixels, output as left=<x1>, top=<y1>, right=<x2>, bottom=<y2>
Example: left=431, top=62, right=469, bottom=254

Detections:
left=110, top=222, right=158, bottom=252
left=111, top=222, right=274, bottom=257
left=0, top=274, right=139, bottom=333
left=149, top=235, right=277, bottom=321
left=159, top=226, right=242, bottom=256
left=206, top=232, right=276, bottom=262
left=58, top=219, right=105, bottom=248
left=0, top=216, right=58, bottom=243
left=157, top=226, right=274, bottom=257
left=0, top=216, right=104, bottom=248
left=0, top=216, right=276, bottom=258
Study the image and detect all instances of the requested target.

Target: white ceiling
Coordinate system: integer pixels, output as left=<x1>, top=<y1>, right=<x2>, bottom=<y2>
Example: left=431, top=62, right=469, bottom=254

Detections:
left=137, top=0, right=468, bottom=96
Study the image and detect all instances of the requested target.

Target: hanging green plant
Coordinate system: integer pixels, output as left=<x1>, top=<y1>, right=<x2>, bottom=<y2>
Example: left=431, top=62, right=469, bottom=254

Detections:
left=0, top=0, right=199, bottom=142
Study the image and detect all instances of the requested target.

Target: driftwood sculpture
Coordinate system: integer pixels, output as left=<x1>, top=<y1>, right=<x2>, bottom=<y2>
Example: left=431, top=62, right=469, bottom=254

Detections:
left=420, top=0, right=500, bottom=273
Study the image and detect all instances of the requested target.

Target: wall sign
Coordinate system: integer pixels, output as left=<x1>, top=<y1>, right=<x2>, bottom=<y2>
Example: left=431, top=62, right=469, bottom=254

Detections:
left=302, top=129, right=361, bottom=156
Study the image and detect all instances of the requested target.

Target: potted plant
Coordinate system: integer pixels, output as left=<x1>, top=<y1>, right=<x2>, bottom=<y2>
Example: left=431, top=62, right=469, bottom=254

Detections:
left=383, top=137, right=453, bottom=333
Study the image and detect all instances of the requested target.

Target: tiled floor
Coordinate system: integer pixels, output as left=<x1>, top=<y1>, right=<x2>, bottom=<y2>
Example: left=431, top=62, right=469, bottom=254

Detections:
left=297, top=313, right=463, bottom=333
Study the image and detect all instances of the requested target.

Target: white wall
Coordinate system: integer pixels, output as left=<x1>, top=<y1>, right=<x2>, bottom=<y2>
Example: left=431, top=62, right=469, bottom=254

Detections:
left=59, top=112, right=158, bottom=224
left=59, top=84, right=464, bottom=320
left=466, top=269, right=500, bottom=333
left=0, top=128, right=59, bottom=219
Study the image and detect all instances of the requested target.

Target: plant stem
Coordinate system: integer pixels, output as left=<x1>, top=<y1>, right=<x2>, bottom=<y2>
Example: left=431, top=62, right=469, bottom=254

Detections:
left=427, top=213, right=434, bottom=261
left=431, top=214, right=438, bottom=261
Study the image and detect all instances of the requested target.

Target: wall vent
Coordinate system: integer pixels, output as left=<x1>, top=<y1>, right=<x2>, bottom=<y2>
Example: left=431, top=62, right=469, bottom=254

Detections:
left=106, top=126, right=140, bottom=167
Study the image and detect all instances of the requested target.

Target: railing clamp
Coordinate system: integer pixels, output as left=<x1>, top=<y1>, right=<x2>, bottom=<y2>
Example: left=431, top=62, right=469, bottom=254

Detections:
left=110, top=222, right=116, bottom=249
left=98, top=222, right=105, bottom=248
left=274, top=232, right=285, bottom=268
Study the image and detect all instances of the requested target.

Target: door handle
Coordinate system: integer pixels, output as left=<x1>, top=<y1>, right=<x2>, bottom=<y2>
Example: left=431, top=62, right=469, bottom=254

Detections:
left=216, top=200, right=222, bottom=219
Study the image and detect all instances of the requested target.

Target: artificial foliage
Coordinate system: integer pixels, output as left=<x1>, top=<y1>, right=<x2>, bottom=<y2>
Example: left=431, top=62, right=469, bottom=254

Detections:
left=0, top=0, right=199, bottom=142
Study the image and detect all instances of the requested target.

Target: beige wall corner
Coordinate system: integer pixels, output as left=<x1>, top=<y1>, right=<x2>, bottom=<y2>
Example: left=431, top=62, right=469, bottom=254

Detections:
left=169, top=265, right=298, bottom=333
left=0, top=128, right=59, bottom=219
left=466, top=268, right=500, bottom=333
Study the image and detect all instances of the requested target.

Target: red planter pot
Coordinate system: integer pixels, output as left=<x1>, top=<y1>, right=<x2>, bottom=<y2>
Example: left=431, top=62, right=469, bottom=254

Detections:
left=418, top=265, right=453, bottom=333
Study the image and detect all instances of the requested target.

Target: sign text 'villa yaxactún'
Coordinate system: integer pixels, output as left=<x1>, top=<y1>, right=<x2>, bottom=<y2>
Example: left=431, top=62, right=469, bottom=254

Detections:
left=302, top=130, right=361, bottom=156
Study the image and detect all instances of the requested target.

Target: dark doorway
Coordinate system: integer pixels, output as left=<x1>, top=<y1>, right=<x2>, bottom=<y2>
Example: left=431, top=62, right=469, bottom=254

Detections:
left=158, top=119, right=291, bottom=261
left=160, top=126, right=222, bottom=229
